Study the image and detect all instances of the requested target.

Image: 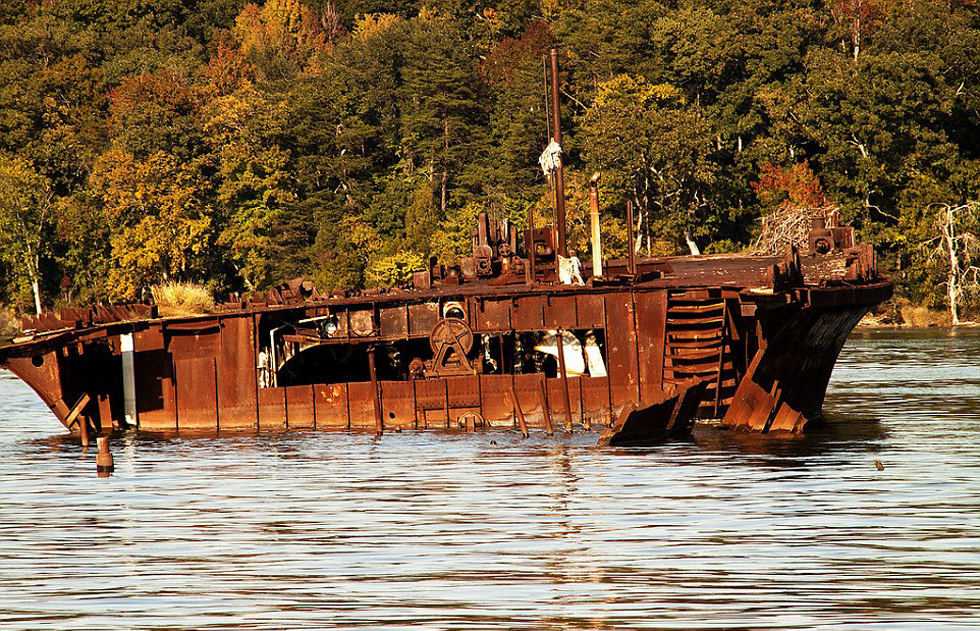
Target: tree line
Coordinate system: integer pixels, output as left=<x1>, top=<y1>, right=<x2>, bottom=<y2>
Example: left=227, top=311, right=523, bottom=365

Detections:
left=0, top=0, right=978, bottom=318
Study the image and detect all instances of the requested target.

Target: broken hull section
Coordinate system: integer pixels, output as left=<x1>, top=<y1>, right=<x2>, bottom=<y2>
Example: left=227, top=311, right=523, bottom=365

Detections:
left=0, top=278, right=891, bottom=439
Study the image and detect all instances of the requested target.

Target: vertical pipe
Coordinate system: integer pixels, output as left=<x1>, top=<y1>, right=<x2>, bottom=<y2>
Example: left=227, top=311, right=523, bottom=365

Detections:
left=537, top=379, right=554, bottom=436
left=509, top=387, right=529, bottom=438
left=79, top=415, right=89, bottom=448
left=626, top=199, right=637, bottom=277
left=367, top=346, right=383, bottom=437
left=589, top=172, right=603, bottom=278
left=120, top=332, right=137, bottom=428
left=526, top=205, right=536, bottom=283
left=555, top=329, right=574, bottom=433
left=549, top=48, right=567, bottom=257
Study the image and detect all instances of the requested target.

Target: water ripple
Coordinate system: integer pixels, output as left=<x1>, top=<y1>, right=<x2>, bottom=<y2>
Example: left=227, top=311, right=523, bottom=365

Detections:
left=1, top=329, right=978, bottom=630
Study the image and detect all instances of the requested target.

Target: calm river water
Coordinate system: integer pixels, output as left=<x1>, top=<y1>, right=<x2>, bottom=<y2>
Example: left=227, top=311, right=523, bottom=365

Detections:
left=1, top=329, right=978, bottom=630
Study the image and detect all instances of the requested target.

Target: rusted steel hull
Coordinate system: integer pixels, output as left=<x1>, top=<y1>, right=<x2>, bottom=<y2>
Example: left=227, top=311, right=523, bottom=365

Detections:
left=0, top=270, right=891, bottom=439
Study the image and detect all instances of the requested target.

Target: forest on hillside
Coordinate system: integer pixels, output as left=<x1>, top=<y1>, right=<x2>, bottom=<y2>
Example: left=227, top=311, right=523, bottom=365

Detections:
left=0, top=0, right=978, bottom=319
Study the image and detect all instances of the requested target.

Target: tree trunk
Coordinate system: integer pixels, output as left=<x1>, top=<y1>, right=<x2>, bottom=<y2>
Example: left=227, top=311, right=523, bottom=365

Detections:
left=944, top=205, right=961, bottom=326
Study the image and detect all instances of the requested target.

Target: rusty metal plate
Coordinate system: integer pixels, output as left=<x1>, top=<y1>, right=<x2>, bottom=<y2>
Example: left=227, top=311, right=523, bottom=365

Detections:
left=258, top=387, right=286, bottom=430
left=604, top=293, right=640, bottom=409
left=543, top=295, right=577, bottom=330
left=347, top=382, right=376, bottom=428
left=475, top=299, right=510, bottom=332
left=581, top=376, right=611, bottom=427
left=409, top=302, right=440, bottom=337
left=314, top=383, right=349, bottom=428
left=634, top=290, right=667, bottom=403
left=217, top=315, right=257, bottom=430
left=511, top=296, right=544, bottom=330
left=133, top=348, right=174, bottom=430
left=166, top=319, right=220, bottom=359
left=447, top=375, right=481, bottom=409
left=513, top=373, right=545, bottom=427
left=284, top=385, right=315, bottom=428
left=379, top=306, right=409, bottom=337
left=135, top=326, right=165, bottom=352
left=576, top=294, right=605, bottom=328
left=175, top=357, right=217, bottom=430
left=380, top=380, right=416, bottom=429
left=478, top=374, right=514, bottom=425
left=548, top=376, right=582, bottom=424
left=415, top=379, right=448, bottom=428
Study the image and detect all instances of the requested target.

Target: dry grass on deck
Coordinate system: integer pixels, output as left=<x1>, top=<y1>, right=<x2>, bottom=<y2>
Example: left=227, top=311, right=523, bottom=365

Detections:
left=152, top=282, right=214, bottom=318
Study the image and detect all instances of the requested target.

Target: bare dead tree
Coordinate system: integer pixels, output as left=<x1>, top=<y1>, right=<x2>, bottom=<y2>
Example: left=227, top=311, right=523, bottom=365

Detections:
left=922, top=202, right=980, bottom=325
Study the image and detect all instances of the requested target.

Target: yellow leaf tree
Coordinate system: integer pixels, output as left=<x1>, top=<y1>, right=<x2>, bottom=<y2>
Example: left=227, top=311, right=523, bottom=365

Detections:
left=91, top=149, right=213, bottom=301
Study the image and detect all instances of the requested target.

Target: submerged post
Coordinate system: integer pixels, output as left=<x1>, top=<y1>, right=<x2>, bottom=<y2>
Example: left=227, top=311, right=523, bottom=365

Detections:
left=589, top=172, right=603, bottom=278
left=509, top=387, right=529, bottom=438
left=96, top=435, right=113, bottom=476
left=537, top=380, right=554, bottom=436
left=626, top=199, right=637, bottom=277
left=549, top=48, right=567, bottom=257
left=367, top=346, right=383, bottom=437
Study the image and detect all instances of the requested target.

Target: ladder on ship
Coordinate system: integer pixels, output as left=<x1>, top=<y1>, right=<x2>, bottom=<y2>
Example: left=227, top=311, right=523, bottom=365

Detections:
left=663, top=289, right=738, bottom=418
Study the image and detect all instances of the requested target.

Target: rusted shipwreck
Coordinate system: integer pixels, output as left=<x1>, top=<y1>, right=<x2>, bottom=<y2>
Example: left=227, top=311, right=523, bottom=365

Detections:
left=0, top=51, right=891, bottom=444
left=0, top=207, right=890, bottom=444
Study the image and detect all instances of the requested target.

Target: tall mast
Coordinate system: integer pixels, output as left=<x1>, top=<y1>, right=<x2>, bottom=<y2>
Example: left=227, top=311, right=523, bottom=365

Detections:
left=548, top=49, right=568, bottom=257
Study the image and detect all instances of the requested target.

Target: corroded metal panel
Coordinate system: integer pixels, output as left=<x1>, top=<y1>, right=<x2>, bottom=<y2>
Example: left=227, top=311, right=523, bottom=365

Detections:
left=258, top=388, right=286, bottom=430
left=408, top=302, right=440, bottom=337
left=513, top=373, right=544, bottom=427
left=479, top=374, right=514, bottom=425
left=415, top=379, right=448, bottom=428
left=133, top=326, right=174, bottom=430
left=582, top=376, right=611, bottom=427
left=447, top=375, right=481, bottom=410
left=379, top=306, right=409, bottom=337
left=548, top=375, right=581, bottom=424
left=634, top=290, right=667, bottom=402
left=576, top=294, right=605, bottom=329
left=284, top=385, right=315, bottom=428
left=347, top=382, right=376, bottom=428
left=381, top=380, right=416, bottom=429
left=475, top=299, right=510, bottom=332
left=174, top=357, right=217, bottom=430
left=314, top=383, right=349, bottom=428
left=217, top=316, right=257, bottom=430
left=166, top=320, right=220, bottom=359
left=511, top=296, right=544, bottom=330
left=604, top=294, right=640, bottom=409
left=543, top=295, right=577, bottom=330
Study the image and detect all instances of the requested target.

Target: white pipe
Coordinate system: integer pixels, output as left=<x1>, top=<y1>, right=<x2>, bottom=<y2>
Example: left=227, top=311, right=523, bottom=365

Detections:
left=120, top=333, right=137, bottom=427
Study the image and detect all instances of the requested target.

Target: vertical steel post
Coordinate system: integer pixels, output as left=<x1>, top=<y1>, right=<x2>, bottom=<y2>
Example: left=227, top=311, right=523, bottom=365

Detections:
left=509, top=387, right=529, bottom=438
left=626, top=199, right=637, bottom=277
left=367, top=346, right=383, bottom=437
left=537, top=379, right=554, bottom=436
left=589, top=172, right=603, bottom=278
left=549, top=48, right=567, bottom=257
left=527, top=205, right=536, bottom=284
left=555, top=329, right=574, bottom=433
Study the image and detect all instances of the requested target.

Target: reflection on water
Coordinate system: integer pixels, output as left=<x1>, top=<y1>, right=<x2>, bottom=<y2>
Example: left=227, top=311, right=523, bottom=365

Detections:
left=1, top=329, right=978, bottom=630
